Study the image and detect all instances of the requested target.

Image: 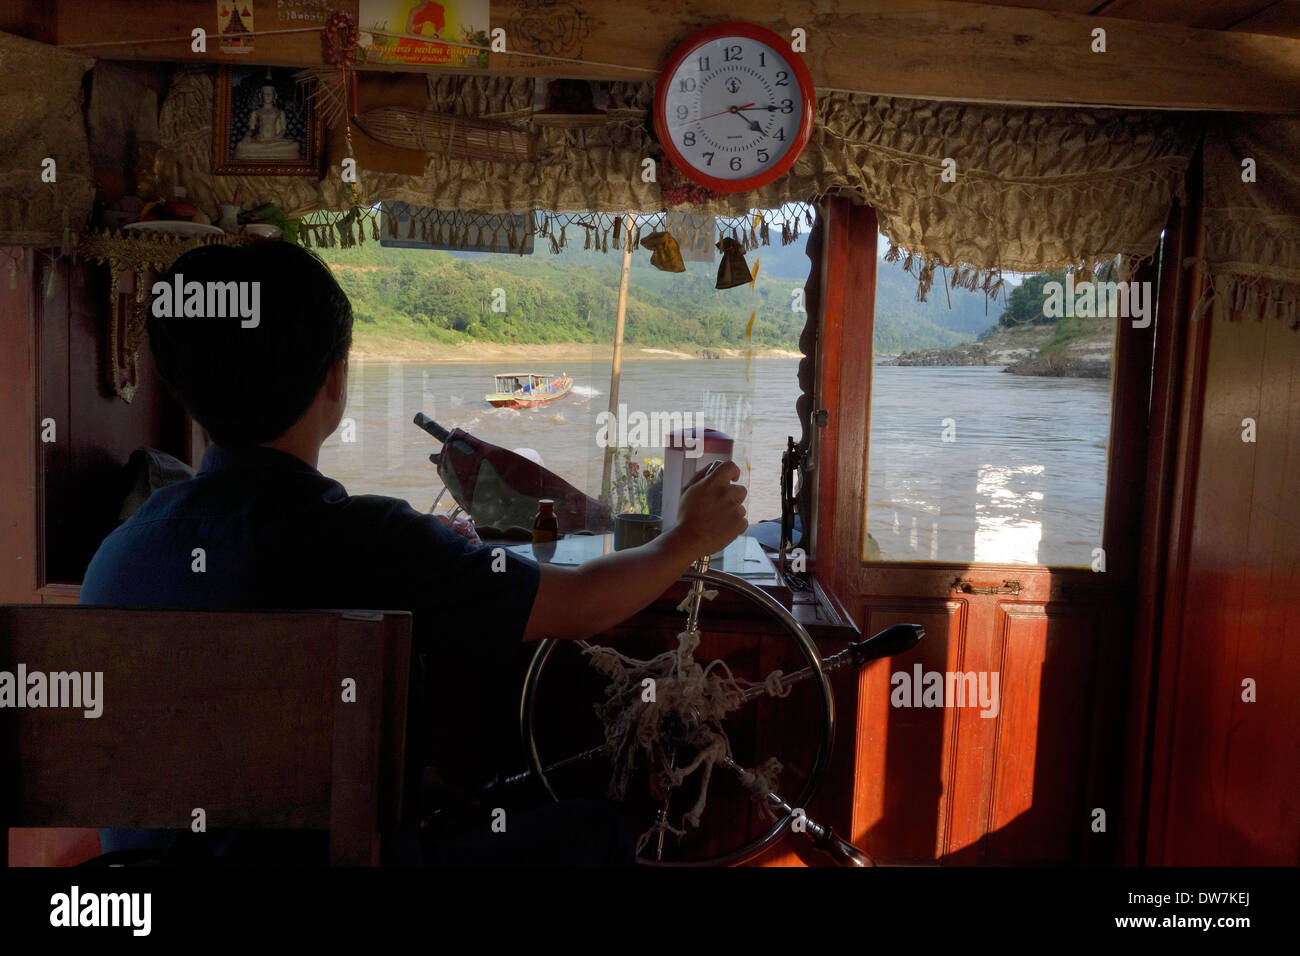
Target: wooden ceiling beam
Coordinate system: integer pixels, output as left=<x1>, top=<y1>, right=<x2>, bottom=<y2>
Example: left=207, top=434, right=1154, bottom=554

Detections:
left=51, top=0, right=1300, bottom=112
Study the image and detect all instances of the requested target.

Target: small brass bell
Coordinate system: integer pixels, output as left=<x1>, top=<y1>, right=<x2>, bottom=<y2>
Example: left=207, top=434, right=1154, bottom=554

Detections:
left=642, top=231, right=686, bottom=272
left=715, top=237, right=752, bottom=289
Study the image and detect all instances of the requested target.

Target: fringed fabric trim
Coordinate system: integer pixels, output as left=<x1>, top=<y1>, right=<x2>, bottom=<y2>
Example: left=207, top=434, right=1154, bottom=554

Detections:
left=1188, top=269, right=1300, bottom=329
left=882, top=240, right=1148, bottom=305
left=293, top=205, right=813, bottom=257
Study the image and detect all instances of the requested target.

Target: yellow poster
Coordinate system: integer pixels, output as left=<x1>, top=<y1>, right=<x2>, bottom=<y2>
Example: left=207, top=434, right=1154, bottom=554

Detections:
left=359, top=0, right=491, bottom=68
left=218, top=1, right=256, bottom=54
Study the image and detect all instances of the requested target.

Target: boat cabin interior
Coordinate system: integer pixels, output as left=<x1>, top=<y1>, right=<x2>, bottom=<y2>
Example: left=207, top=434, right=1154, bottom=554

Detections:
left=1, top=0, right=1298, bottom=886
left=497, top=374, right=549, bottom=393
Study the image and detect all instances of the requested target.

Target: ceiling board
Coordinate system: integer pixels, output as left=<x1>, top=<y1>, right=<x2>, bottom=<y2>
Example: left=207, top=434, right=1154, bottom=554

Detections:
left=50, top=0, right=1300, bottom=112
left=947, top=0, right=1097, bottom=9
left=1095, top=1, right=1278, bottom=30
left=948, top=0, right=1299, bottom=35
left=1231, top=0, right=1300, bottom=37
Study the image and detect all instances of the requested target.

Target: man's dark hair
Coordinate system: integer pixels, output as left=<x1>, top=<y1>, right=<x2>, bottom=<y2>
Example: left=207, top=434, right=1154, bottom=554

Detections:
left=147, top=242, right=353, bottom=446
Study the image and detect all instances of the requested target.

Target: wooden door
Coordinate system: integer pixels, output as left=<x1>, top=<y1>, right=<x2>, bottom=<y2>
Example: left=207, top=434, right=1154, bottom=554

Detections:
left=810, top=200, right=1157, bottom=864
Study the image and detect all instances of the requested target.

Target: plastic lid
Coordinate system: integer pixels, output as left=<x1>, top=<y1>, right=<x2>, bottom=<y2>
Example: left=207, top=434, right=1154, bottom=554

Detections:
left=665, top=427, right=733, bottom=452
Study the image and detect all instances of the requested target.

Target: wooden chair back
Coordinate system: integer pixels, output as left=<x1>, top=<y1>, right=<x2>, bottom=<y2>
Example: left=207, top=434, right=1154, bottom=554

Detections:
left=0, top=606, right=411, bottom=866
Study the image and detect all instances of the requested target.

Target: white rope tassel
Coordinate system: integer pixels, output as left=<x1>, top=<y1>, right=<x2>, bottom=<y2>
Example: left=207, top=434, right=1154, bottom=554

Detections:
left=579, top=571, right=801, bottom=857
left=582, top=624, right=748, bottom=846
left=764, top=670, right=792, bottom=698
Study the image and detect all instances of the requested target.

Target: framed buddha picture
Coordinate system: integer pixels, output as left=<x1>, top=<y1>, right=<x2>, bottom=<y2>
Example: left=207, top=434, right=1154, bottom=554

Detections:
left=213, top=65, right=320, bottom=176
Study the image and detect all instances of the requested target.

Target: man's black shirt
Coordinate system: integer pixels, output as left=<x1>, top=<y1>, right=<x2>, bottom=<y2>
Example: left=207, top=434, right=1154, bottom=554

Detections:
left=80, top=443, right=541, bottom=861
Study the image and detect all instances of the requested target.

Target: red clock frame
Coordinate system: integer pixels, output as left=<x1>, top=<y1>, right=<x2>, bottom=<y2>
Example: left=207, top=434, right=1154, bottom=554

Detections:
left=653, top=22, right=816, bottom=194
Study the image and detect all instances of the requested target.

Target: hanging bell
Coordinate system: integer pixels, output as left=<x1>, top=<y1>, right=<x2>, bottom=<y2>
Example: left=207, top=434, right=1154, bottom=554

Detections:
left=642, top=231, right=685, bottom=273
left=715, top=237, right=752, bottom=289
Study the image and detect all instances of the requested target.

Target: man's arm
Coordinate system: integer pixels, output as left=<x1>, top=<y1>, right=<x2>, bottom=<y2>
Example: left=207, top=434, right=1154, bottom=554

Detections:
left=523, top=461, right=748, bottom=641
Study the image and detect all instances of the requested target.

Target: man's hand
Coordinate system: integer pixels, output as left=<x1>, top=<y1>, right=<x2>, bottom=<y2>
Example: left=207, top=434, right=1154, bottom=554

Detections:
left=523, top=462, right=748, bottom=641
left=670, top=459, right=748, bottom=558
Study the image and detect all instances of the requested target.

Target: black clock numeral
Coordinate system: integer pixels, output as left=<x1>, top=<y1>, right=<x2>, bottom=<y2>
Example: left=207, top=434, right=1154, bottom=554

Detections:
left=702, top=151, right=715, bottom=166
left=757, top=148, right=769, bottom=164
left=698, top=55, right=710, bottom=71
left=775, top=71, right=789, bottom=87
left=724, top=44, right=742, bottom=61
left=759, top=52, right=766, bottom=67
left=780, top=98, right=794, bottom=114
left=775, top=128, right=786, bottom=141
left=679, top=77, right=696, bottom=93
left=729, top=156, right=742, bottom=171
left=683, top=131, right=695, bottom=146
left=676, top=105, right=689, bottom=121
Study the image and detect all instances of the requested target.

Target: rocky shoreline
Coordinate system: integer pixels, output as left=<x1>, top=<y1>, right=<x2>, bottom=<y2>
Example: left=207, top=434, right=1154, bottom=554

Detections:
left=885, top=321, right=1113, bottom=379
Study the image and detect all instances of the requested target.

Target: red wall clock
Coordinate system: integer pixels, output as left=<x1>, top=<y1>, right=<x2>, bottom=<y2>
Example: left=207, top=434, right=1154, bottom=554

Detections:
left=653, top=22, right=816, bottom=194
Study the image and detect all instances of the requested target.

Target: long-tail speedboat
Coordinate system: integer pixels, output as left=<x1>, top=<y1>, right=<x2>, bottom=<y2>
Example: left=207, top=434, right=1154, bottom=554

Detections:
left=484, top=372, right=573, bottom=408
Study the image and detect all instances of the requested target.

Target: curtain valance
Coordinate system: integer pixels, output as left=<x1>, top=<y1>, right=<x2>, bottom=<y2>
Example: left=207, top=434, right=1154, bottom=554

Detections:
left=161, top=69, right=1199, bottom=293
left=0, top=32, right=93, bottom=250
left=1198, top=114, right=1300, bottom=328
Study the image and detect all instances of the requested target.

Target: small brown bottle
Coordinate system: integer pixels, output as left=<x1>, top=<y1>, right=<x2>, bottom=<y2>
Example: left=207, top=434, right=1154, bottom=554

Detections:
left=532, top=499, right=559, bottom=543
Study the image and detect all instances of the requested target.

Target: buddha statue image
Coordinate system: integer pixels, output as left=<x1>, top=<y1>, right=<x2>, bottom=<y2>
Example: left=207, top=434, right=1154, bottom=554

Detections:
left=234, top=85, right=301, bottom=161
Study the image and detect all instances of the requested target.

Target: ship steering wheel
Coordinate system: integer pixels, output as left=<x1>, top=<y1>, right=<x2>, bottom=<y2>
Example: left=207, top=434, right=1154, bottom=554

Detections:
left=518, top=564, right=923, bottom=866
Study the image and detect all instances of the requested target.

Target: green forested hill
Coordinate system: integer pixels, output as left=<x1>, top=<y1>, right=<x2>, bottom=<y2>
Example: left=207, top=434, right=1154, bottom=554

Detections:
left=313, top=237, right=1005, bottom=353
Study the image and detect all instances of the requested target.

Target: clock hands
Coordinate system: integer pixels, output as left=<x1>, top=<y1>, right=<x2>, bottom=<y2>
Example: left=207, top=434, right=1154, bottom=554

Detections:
left=676, top=102, right=767, bottom=136
left=687, top=102, right=755, bottom=124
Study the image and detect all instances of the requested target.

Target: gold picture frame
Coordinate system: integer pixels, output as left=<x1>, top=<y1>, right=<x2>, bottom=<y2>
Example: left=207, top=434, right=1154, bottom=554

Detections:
left=213, top=66, right=320, bottom=177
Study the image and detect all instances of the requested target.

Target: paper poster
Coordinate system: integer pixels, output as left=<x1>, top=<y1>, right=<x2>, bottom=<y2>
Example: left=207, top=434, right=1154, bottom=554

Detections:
left=271, top=0, right=329, bottom=23
left=218, top=1, right=256, bottom=54
left=359, top=0, right=491, bottom=68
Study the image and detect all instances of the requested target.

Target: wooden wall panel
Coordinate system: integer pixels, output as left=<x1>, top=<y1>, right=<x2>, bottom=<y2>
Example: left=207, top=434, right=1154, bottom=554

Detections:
left=1150, top=309, right=1300, bottom=866
left=0, top=0, right=57, bottom=42
left=1224, top=315, right=1300, bottom=861
left=1121, top=188, right=1201, bottom=864
left=0, top=248, right=39, bottom=602
left=40, top=261, right=188, bottom=584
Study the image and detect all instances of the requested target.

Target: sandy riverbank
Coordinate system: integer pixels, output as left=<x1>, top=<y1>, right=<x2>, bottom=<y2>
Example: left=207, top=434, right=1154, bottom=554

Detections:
left=348, top=336, right=802, bottom=364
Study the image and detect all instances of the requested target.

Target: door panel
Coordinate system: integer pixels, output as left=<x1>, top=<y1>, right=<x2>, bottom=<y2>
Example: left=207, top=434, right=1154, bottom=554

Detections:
left=854, top=600, right=964, bottom=862
left=814, top=200, right=1149, bottom=864
left=983, top=604, right=1101, bottom=864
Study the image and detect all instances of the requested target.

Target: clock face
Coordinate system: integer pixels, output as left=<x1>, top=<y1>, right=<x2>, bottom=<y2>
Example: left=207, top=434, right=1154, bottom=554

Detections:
left=654, top=22, right=815, bottom=193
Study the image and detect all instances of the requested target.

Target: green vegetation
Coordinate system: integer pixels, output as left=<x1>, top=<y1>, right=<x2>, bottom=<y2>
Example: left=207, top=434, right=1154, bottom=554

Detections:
left=313, top=237, right=1004, bottom=354
left=997, top=265, right=1129, bottom=328
left=317, top=242, right=802, bottom=350
left=998, top=270, right=1068, bottom=327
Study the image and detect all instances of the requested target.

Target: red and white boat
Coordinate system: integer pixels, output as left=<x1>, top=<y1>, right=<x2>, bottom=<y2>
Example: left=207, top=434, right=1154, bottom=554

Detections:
left=484, top=372, right=573, bottom=408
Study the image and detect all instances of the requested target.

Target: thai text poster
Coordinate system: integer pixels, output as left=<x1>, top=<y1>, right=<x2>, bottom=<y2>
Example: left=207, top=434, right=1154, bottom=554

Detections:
left=359, top=0, right=491, bottom=68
